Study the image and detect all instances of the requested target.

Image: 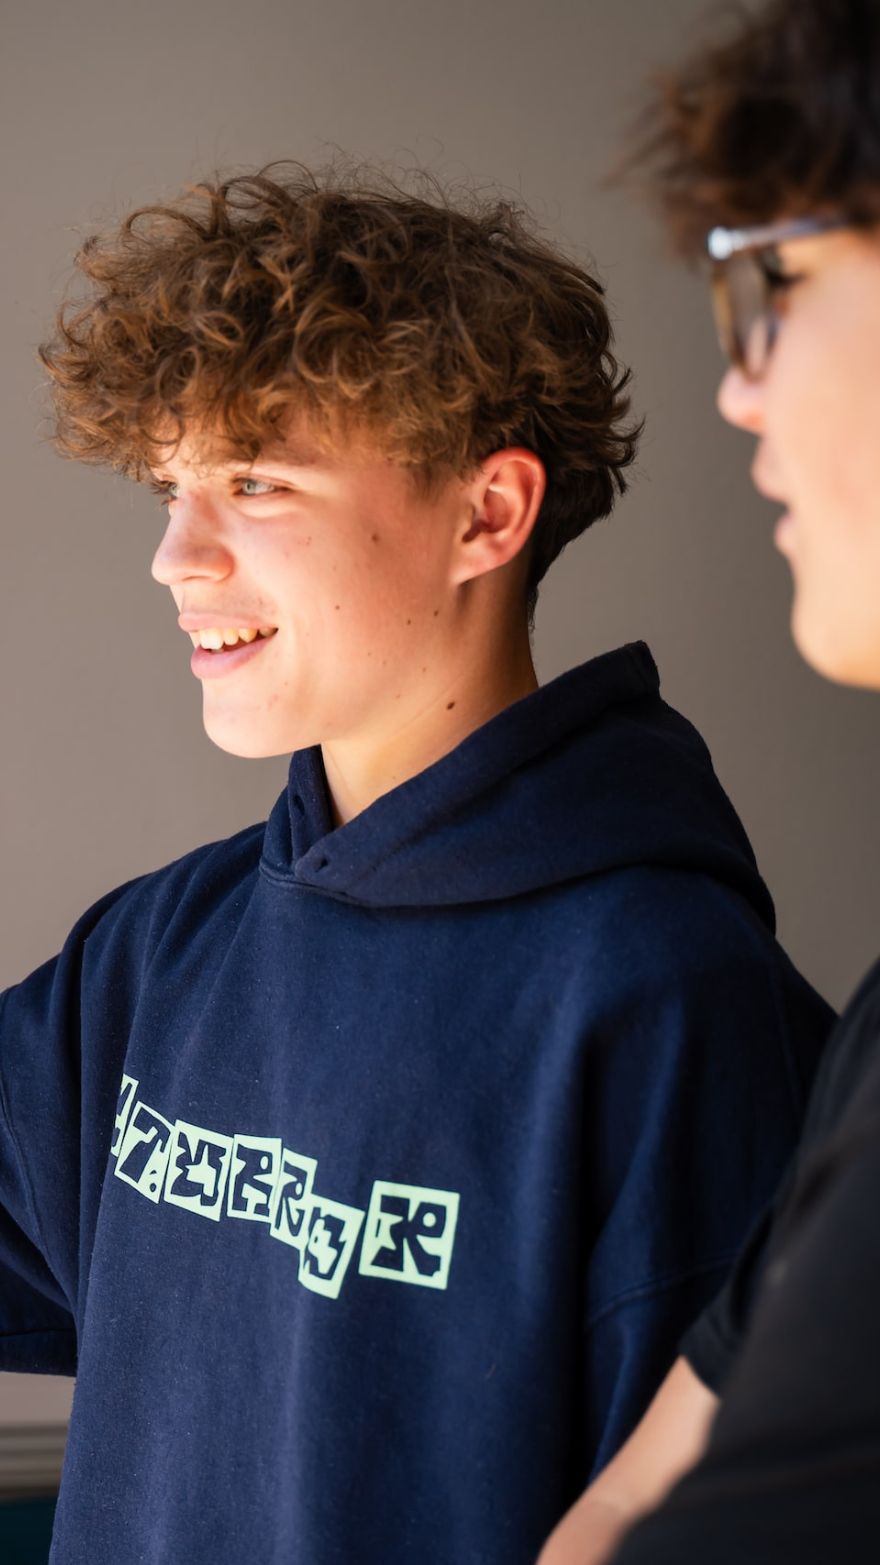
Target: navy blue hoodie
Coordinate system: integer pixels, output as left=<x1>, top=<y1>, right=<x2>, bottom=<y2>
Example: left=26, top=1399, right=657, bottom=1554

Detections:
left=0, top=643, right=832, bottom=1564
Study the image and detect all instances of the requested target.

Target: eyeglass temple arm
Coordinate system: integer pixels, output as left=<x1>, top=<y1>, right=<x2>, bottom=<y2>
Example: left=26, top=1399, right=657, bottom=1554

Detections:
left=707, top=215, right=846, bottom=261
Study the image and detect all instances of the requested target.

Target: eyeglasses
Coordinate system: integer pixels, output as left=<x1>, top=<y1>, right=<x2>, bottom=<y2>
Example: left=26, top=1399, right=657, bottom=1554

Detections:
left=706, top=215, right=851, bottom=379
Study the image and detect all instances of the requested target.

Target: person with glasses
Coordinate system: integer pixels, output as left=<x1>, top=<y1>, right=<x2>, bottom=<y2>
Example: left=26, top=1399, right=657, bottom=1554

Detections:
left=538, top=1, right=880, bottom=1561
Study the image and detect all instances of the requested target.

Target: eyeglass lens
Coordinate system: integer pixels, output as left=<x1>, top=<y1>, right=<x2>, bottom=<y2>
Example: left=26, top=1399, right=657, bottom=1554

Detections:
left=711, top=252, right=776, bottom=378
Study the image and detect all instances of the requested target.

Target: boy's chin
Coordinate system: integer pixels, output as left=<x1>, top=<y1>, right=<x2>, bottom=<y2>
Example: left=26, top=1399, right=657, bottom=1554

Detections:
left=201, top=712, right=299, bottom=761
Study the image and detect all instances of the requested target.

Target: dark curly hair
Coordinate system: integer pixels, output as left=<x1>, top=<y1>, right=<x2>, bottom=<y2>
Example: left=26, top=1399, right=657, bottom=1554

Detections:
left=624, top=0, right=880, bottom=257
left=38, top=160, right=640, bottom=613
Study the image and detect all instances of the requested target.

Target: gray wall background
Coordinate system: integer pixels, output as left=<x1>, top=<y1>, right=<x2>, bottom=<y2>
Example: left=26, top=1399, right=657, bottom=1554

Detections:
left=2, top=0, right=878, bottom=1422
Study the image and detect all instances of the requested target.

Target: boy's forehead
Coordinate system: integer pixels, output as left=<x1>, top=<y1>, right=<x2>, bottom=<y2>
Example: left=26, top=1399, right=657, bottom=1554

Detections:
left=149, top=426, right=331, bottom=478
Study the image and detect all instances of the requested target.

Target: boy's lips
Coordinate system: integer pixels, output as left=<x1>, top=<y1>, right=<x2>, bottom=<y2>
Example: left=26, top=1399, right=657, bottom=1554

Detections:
left=178, top=612, right=277, bottom=632
left=750, top=456, right=788, bottom=508
left=190, top=630, right=277, bottom=680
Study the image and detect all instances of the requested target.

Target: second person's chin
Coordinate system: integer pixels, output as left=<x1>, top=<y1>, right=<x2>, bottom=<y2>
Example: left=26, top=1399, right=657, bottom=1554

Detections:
left=791, top=603, right=876, bottom=690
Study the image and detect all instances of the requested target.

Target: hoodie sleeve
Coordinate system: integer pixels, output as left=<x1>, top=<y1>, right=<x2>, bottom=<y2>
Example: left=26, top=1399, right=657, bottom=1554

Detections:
left=577, top=868, right=835, bottom=1478
left=0, top=988, right=77, bottom=1372
left=0, top=879, right=148, bottom=1374
left=0, top=961, right=82, bottom=1374
left=0, top=830, right=262, bottom=1376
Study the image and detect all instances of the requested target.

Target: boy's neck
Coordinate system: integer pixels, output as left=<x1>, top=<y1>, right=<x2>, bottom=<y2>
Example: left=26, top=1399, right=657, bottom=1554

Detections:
left=321, top=623, right=538, bottom=826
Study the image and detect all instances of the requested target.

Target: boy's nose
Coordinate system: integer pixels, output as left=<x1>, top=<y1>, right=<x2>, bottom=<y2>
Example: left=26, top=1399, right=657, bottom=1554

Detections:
left=716, top=365, right=766, bottom=434
left=150, top=501, right=232, bottom=587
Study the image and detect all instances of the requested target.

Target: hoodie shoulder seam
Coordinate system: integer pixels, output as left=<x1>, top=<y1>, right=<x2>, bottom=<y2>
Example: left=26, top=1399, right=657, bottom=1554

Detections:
left=586, top=1250, right=741, bottom=1331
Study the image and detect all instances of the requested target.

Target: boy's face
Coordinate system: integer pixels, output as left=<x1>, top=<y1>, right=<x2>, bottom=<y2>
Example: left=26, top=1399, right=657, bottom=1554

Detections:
left=717, top=227, right=880, bottom=688
left=149, top=423, right=480, bottom=758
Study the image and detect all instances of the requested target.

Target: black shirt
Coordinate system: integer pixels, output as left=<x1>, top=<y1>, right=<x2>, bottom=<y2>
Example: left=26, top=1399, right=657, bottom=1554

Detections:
left=611, top=956, right=880, bottom=1564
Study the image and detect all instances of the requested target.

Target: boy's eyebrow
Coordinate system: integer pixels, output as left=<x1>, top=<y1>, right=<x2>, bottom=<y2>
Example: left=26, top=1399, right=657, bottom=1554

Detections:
left=252, top=437, right=330, bottom=469
left=148, top=440, right=329, bottom=481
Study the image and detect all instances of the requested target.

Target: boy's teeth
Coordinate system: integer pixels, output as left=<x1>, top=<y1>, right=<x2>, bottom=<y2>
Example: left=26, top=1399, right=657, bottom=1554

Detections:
left=191, top=627, right=276, bottom=650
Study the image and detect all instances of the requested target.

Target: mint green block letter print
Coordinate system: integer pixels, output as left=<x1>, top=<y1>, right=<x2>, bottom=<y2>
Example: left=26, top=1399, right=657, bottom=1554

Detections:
left=359, top=1182, right=460, bottom=1290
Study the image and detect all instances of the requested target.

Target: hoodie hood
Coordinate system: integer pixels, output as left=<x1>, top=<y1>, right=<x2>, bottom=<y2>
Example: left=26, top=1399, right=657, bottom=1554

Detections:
left=260, top=641, right=775, bottom=929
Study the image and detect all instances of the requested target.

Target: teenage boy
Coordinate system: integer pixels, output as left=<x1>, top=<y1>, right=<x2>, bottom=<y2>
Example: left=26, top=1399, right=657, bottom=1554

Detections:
left=538, top=3, right=880, bottom=1562
left=2, top=165, right=831, bottom=1565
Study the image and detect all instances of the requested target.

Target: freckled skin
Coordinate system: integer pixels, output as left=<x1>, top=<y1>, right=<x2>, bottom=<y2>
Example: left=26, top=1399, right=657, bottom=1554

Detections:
left=148, top=418, right=545, bottom=819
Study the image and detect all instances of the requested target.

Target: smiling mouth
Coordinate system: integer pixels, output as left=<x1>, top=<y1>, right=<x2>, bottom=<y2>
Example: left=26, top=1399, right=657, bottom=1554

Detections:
left=188, top=627, right=278, bottom=652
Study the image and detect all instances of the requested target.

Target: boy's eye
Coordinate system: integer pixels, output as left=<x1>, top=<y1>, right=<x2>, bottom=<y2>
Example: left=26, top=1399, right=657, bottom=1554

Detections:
left=239, top=477, right=278, bottom=496
left=758, top=249, right=805, bottom=295
left=766, top=269, right=803, bottom=294
left=148, top=479, right=179, bottom=505
left=147, top=477, right=285, bottom=506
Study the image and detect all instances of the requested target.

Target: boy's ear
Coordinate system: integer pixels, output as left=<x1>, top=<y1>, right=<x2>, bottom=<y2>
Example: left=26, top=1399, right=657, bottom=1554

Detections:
left=451, top=447, right=546, bottom=585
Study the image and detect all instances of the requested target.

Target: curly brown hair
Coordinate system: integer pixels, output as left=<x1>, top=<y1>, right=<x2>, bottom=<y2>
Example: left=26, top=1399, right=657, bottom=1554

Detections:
left=38, top=160, right=640, bottom=612
left=624, top=0, right=880, bottom=257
